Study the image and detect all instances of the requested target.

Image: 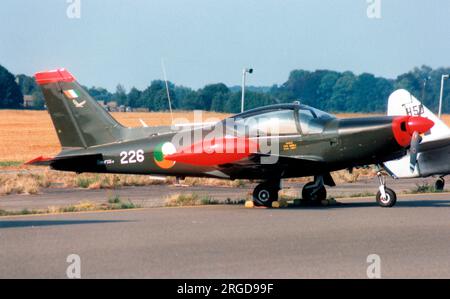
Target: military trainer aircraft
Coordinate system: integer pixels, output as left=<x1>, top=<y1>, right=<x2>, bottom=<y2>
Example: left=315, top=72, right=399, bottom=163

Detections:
left=28, top=69, right=434, bottom=208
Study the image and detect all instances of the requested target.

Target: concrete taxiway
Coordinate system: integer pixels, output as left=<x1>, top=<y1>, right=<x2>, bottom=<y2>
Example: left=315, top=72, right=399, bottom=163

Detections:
left=0, top=192, right=449, bottom=278
left=0, top=177, right=442, bottom=211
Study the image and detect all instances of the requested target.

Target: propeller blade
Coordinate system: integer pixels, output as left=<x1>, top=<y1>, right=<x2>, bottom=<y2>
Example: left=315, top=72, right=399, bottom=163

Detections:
left=409, top=131, right=422, bottom=172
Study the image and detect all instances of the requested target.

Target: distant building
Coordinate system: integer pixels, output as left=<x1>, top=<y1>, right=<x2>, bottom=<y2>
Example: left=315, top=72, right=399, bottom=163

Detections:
left=23, top=95, right=34, bottom=108
left=96, top=100, right=133, bottom=112
left=96, top=100, right=107, bottom=109
left=132, top=107, right=150, bottom=112
left=106, top=101, right=118, bottom=111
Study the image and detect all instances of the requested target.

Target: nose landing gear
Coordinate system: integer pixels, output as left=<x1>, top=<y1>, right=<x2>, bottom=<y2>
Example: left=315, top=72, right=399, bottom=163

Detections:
left=376, top=171, right=397, bottom=207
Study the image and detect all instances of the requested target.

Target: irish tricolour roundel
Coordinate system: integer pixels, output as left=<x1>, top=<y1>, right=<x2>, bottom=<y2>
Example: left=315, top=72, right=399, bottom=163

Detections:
left=153, top=142, right=176, bottom=169
left=63, top=89, right=79, bottom=99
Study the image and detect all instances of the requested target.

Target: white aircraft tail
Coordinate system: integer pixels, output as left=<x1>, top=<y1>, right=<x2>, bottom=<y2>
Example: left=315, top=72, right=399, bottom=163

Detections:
left=384, top=89, right=450, bottom=178
left=387, top=89, right=449, bottom=143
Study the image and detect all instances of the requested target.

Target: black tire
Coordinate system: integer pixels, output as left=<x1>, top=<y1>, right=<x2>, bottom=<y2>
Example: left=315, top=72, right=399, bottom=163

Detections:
left=435, top=178, right=445, bottom=192
left=301, top=182, right=327, bottom=202
left=376, top=187, right=397, bottom=208
left=253, top=183, right=278, bottom=207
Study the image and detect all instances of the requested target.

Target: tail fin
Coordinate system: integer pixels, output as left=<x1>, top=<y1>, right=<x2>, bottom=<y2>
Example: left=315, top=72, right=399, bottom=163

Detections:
left=387, top=89, right=449, bottom=143
left=35, top=69, right=124, bottom=148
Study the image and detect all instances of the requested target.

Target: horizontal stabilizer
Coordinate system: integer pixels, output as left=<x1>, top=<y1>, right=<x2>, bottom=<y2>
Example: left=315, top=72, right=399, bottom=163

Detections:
left=26, top=153, right=106, bottom=173
left=25, top=156, right=54, bottom=166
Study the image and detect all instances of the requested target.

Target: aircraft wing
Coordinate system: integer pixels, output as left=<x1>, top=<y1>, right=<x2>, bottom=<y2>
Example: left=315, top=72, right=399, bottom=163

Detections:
left=224, top=152, right=324, bottom=166
left=419, top=136, right=450, bottom=152
left=220, top=152, right=325, bottom=173
left=220, top=153, right=335, bottom=185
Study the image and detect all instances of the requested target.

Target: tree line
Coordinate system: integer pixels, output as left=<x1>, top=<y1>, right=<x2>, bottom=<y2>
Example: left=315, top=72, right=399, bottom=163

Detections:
left=1, top=64, right=449, bottom=113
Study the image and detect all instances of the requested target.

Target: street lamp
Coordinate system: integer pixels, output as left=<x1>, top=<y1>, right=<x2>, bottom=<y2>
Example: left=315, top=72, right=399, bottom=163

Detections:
left=241, top=68, right=253, bottom=113
left=438, top=74, right=449, bottom=119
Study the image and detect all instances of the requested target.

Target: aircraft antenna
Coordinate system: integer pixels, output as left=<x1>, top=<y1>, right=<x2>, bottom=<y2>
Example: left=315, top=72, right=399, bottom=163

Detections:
left=161, top=58, right=174, bottom=124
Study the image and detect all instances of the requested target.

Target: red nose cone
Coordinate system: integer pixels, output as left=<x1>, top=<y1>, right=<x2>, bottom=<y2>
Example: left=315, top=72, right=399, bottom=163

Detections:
left=392, top=116, right=435, bottom=147
left=406, top=116, right=434, bottom=135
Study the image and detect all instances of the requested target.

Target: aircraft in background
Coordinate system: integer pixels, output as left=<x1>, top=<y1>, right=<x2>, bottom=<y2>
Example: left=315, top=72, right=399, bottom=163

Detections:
left=383, top=89, right=450, bottom=191
left=27, top=69, right=434, bottom=208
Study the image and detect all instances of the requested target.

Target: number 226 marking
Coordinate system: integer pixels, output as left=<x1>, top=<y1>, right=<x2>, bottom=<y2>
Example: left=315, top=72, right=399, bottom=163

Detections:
left=120, top=150, right=145, bottom=164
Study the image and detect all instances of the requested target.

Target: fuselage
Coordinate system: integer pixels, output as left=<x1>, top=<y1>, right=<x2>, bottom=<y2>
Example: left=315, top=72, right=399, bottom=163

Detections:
left=51, top=104, right=409, bottom=180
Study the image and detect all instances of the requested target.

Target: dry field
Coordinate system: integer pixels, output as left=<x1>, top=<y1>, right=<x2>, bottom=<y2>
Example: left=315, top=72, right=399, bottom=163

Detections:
left=0, top=110, right=449, bottom=163
left=0, top=110, right=228, bottom=163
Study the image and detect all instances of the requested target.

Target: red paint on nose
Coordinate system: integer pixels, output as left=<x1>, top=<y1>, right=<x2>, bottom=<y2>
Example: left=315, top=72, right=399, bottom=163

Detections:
left=165, top=137, right=259, bottom=166
left=392, top=116, right=434, bottom=147
left=406, top=116, right=434, bottom=135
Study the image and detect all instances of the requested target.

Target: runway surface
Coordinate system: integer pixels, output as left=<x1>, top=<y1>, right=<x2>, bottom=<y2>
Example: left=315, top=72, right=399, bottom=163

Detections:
left=0, top=177, right=441, bottom=211
left=1, top=193, right=450, bottom=278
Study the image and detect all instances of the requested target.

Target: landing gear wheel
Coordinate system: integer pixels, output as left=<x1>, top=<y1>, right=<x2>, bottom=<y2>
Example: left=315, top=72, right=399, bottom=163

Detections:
left=301, top=182, right=327, bottom=203
left=253, top=183, right=279, bottom=207
left=376, top=187, right=397, bottom=208
left=435, top=178, right=445, bottom=192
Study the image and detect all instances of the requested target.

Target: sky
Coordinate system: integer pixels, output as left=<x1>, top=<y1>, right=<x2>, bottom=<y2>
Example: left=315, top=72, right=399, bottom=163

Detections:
left=0, top=0, right=449, bottom=91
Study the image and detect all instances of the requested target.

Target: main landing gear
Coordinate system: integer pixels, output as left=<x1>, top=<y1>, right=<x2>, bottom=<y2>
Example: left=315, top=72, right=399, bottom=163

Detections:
left=376, top=171, right=397, bottom=208
left=252, top=180, right=281, bottom=207
left=301, top=176, right=327, bottom=203
left=251, top=172, right=399, bottom=208
left=435, top=177, right=445, bottom=192
left=251, top=175, right=334, bottom=208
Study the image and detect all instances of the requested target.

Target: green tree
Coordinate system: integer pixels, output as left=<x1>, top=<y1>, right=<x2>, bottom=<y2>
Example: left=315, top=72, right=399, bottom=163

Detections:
left=223, top=92, right=241, bottom=113
left=16, top=74, right=37, bottom=95
left=0, top=65, right=23, bottom=109
left=329, top=71, right=357, bottom=112
left=127, top=87, right=142, bottom=108
left=114, top=84, right=127, bottom=106
left=174, top=86, right=196, bottom=110
left=15, top=74, right=45, bottom=109
left=140, top=80, right=176, bottom=111
left=198, top=83, right=230, bottom=110
left=88, top=87, right=113, bottom=103
left=210, top=93, right=229, bottom=112
left=316, top=71, right=340, bottom=110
